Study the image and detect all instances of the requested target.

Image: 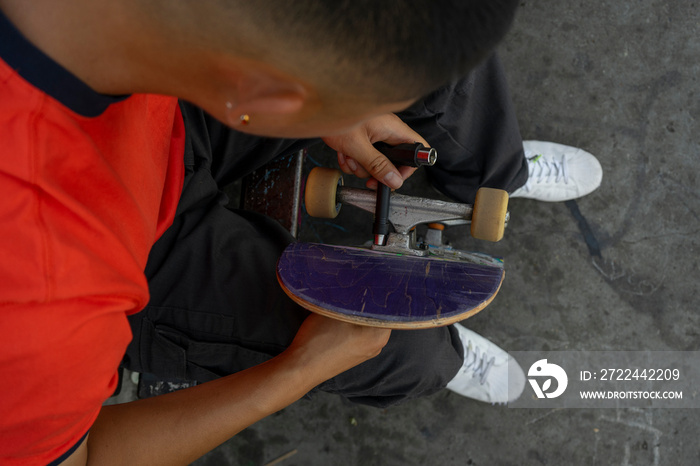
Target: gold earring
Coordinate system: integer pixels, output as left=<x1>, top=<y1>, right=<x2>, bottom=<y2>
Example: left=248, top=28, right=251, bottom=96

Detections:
left=239, top=114, right=250, bottom=126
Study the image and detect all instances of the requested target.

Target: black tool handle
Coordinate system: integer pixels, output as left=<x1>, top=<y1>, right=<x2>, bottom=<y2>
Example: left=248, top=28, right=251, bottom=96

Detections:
left=373, top=142, right=437, bottom=167
left=373, top=183, right=392, bottom=245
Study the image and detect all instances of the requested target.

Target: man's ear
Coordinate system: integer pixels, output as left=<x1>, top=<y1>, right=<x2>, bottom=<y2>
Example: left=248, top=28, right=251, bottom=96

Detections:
left=224, top=70, right=308, bottom=126
left=239, top=90, right=305, bottom=116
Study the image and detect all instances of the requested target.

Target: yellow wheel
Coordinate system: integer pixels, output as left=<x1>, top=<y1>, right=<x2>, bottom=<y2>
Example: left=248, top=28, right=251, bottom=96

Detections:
left=305, top=167, right=343, bottom=218
left=471, top=188, right=508, bottom=242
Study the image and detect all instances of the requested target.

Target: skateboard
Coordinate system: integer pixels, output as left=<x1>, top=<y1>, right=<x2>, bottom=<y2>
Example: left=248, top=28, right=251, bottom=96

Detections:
left=276, top=143, right=509, bottom=329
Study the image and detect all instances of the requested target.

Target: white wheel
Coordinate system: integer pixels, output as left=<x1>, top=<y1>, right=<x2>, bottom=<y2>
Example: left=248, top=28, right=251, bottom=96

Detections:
left=305, top=167, right=343, bottom=218
left=471, top=188, right=508, bottom=242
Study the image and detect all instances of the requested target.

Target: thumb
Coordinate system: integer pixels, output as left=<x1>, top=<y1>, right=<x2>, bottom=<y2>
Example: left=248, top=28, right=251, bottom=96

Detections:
left=349, top=143, right=404, bottom=189
left=367, top=153, right=404, bottom=189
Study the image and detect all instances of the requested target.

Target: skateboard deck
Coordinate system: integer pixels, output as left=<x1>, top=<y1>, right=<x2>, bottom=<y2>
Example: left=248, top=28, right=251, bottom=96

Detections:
left=277, top=242, right=505, bottom=329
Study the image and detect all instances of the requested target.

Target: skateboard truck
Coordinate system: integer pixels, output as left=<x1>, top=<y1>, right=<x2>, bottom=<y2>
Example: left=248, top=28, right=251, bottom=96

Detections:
left=371, top=142, right=437, bottom=247
left=304, top=143, right=510, bottom=257
left=281, top=143, right=508, bottom=328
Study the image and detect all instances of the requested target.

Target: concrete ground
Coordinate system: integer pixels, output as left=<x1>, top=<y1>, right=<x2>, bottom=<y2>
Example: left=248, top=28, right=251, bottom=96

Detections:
left=114, top=2, right=700, bottom=465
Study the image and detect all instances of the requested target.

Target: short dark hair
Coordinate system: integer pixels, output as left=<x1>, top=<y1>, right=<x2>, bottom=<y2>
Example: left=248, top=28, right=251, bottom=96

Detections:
left=151, top=0, right=519, bottom=102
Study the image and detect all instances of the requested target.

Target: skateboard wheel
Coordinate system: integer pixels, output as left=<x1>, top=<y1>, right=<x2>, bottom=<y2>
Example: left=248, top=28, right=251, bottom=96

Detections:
left=305, top=167, right=344, bottom=218
left=471, top=188, right=508, bottom=242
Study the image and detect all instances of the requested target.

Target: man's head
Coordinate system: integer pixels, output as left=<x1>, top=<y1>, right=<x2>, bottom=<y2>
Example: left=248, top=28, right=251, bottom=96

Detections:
left=136, top=0, right=519, bottom=136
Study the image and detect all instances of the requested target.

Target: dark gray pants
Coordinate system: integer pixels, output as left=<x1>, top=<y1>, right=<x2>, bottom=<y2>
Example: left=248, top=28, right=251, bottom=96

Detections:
left=123, top=54, right=526, bottom=408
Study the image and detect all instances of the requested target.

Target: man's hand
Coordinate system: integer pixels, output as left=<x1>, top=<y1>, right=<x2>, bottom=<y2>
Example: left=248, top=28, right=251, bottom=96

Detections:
left=286, top=314, right=391, bottom=381
left=323, top=114, right=430, bottom=190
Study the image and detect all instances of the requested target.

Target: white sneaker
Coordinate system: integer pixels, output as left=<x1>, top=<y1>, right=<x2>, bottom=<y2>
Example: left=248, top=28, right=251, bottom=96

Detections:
left=446, top=323, right=525, bottom=404
left=510, top=140, right=603, bottom=202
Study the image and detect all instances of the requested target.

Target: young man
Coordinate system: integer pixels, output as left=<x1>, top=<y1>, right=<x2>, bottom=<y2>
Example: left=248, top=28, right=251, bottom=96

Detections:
left=0, top=0, right=601, bottom=464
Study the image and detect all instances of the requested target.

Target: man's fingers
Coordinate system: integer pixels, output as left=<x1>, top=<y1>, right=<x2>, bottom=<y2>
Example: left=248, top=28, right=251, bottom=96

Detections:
left=366, top=165, right=416, bottom=190
left=326, top=113, right=431, bottom=189
left=338, top=146, right=403, bottom=189
left=337, top=153, right=370, bottom=178
left=337, top=152, right=352, bottom=175
left=352, top=148, right=403, bottom=189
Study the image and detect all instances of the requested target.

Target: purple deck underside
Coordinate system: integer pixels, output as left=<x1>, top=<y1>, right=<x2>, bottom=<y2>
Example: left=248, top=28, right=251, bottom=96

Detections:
left=277, top=242, right=504, bottom=323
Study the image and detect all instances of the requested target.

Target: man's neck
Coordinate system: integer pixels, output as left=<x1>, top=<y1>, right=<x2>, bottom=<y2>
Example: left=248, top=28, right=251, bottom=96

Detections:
left=0, top=0, right=178, bottom=95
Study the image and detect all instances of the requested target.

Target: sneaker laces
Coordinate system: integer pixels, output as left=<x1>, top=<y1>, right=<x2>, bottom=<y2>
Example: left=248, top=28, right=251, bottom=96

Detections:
left=462, top=342, right=496, bottom=385
left=520, top=154, right=569, bottom=192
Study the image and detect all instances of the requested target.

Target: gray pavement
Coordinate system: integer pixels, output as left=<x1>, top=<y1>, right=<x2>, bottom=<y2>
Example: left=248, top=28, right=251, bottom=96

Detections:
left=120, top=2, right=700, bottom=465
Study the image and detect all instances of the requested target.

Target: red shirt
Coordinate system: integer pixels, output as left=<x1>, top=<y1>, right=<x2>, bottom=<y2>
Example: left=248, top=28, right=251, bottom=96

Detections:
left=0, top=12, right=185, bottom=464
